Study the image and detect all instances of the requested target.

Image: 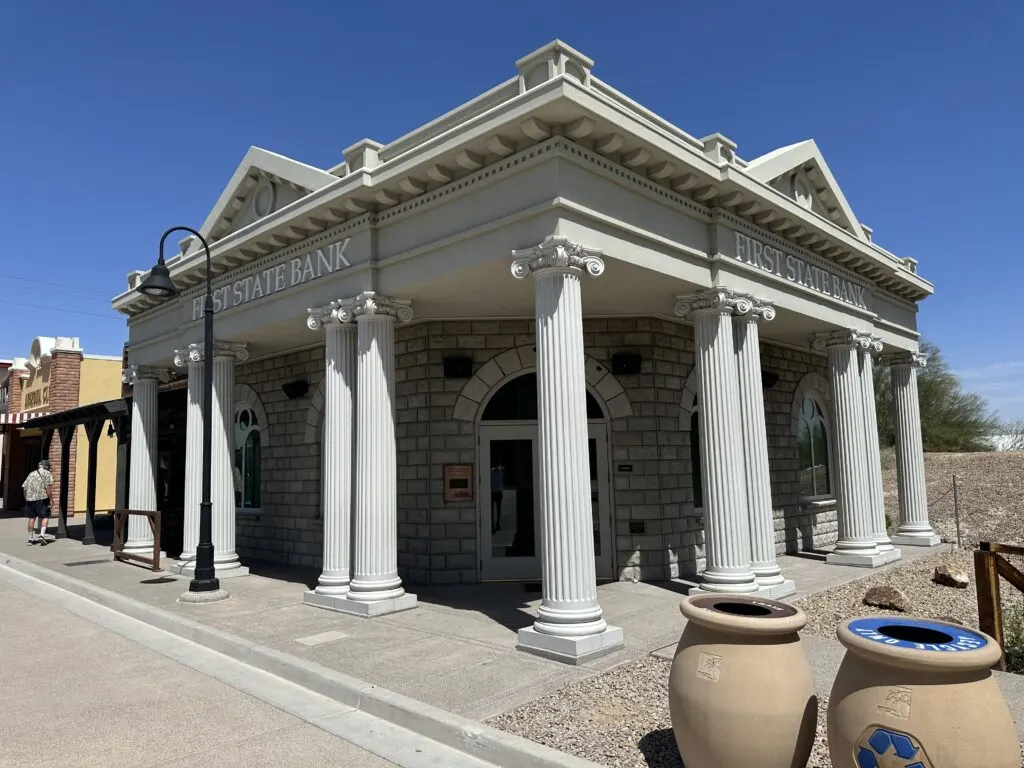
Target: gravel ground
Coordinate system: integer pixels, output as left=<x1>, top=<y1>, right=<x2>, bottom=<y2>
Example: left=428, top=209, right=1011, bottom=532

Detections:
left=795, top=547, right=1024, bottom=638
left=488, top=452, right=1024, bottom=766
left=487, top=654, right=838, bottom=767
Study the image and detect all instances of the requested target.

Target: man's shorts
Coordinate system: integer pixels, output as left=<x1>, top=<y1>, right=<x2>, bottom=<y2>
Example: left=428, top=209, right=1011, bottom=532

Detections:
left=25, top=499, right=51, bottom=519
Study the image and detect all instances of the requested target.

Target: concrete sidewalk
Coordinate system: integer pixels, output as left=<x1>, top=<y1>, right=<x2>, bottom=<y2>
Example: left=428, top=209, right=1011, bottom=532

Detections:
left=1, top=513, right=1007, bottom=766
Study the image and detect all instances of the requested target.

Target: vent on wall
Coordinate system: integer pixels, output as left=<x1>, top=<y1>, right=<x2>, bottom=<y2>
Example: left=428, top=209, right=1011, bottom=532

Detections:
left=443, top=356, right=473, bottom=379
left=611, top=353, right=642, bottom=376
left=282, top=379, right=309, bottom=400
left=761, top=370, right=780, bottom=389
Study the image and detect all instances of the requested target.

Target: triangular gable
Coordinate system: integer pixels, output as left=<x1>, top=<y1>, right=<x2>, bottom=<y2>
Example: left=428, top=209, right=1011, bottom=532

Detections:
left=744, top=139, right=866, bottom=242
left=178, top=147, right=337, bottom=259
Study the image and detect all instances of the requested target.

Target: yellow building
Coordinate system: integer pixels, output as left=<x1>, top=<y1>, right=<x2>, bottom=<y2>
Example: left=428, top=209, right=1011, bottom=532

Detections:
left=1, top=337, right=123, bottom=514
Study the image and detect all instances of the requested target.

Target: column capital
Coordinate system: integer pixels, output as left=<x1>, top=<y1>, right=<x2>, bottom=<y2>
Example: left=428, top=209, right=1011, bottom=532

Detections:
left=735, top=297, right=776, bottom=324
left=511, top=235, right=605, bottom=279
left=306, top=301, right=357, bottom=332
left=674, top=287, right=753, bottom=319
left=811, top=329, right=877, bottom=353
left=329, top=291, right=413, bottom=325
left=882, top=351, right=928, bottom=370
left=173, top=341, right=249, bottom=365
left=122, top=365, right=170, bottom=385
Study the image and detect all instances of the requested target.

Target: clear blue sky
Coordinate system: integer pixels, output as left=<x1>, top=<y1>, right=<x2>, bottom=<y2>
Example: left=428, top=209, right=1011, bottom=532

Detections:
left=1, top=1, right=1020, bottom=418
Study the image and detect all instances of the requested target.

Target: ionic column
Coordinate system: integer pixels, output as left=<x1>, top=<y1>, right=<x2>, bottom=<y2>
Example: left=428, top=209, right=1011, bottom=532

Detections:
left=858, top=336, right=900, bottom=562
left=210, top=342, right=248, bottom=576
left=885, top=352, right=940, bottom=546
left=172, top=345, right=203, bottom=568
left=303, top=305, right=357, bottom=610
left=675, top=289, right=759, bottom=594
left=122, top=365, right=166, bottom=555
left=511, top=236, right=623, bottom=663
left=732, top=299, right=795, bottom=597
left=334, top=292, right=417, bottom=616
left=814, top=331, right=885, bottom=567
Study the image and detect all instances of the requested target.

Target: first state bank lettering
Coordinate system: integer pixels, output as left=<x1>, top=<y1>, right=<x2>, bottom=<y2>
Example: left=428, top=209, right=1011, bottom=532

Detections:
left=733, top=232, right=870, bottom=310
left=191, top=238, right=353, bottom=321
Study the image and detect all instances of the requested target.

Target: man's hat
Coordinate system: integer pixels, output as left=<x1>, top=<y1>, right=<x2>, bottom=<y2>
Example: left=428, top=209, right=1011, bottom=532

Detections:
left=38, top=459, right=50, bottom=468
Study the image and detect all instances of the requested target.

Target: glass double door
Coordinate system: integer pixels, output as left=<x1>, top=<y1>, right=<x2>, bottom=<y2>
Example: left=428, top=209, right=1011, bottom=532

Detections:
left=479, top=422, right=612, bottom=582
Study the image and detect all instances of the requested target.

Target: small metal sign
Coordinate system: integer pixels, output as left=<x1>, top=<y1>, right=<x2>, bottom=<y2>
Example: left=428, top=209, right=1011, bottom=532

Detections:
left=443, top=464, right=473, bottom=502
left=617, top=464, right=633, bottom=473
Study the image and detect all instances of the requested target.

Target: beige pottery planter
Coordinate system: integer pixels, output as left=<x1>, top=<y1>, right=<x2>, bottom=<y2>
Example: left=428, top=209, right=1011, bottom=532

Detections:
left=668, top=594, right=817, bottom=768
left=828, top=616, right=1019, bottom=768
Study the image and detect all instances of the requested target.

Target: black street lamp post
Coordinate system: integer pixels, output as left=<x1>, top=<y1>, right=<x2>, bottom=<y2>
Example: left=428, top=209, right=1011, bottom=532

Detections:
left=138, top=226, right=220, bottom=594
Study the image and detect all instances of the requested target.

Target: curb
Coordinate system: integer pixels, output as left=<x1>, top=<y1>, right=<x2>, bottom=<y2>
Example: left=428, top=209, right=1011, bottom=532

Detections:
left=0, top=551, right=602, bottom=768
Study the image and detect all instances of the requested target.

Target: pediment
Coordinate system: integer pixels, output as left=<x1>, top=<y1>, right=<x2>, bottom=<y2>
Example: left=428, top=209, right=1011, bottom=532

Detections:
left=176, top=147, right=337, bottom=260
left=745, top=140, right=867, bottom=242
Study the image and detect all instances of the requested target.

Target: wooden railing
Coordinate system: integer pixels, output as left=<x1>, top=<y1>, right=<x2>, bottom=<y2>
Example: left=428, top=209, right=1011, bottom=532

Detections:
left=109, top=509, right=162, bottom=572
left=974, top=541, right=1024, bottom=672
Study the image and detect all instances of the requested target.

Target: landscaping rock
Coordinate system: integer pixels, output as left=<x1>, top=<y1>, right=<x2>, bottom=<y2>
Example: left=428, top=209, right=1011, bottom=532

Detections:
left=933, top=564, right=970, bottom=588
left=863, top=585, right=910, bottom=612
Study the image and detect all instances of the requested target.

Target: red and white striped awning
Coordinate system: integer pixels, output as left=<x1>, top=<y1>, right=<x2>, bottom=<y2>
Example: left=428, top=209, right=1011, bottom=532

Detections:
left=0, top=412, right=52, bottom=426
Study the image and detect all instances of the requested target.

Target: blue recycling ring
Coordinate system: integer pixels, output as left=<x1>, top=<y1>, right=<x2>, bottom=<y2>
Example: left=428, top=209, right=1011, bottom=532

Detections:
left=847, top=616, right=987, bottom=652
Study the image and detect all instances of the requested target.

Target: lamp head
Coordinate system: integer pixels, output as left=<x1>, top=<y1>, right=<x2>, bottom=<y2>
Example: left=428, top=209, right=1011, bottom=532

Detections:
left=138, top=258, right=178, bottom=299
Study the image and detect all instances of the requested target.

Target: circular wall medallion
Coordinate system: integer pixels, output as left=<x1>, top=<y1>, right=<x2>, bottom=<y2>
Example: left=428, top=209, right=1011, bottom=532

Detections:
left=794, top=178, right=814, bottom=209
left=254, top=181, right=277, bottom=217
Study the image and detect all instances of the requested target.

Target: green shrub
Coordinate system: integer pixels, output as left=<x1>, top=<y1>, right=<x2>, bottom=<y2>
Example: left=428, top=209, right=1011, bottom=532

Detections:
left=1002, top=604, right=1024, bottom=674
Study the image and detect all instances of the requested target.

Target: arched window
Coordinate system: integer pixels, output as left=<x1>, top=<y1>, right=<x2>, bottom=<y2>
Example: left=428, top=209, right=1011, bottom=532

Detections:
left=797, top=395, right=831, bottom=497
left=234, top=404, right=262, bottom=509
left=690, top=407, right=704, bottom=510
left=480, top=372, right=605, bottom=421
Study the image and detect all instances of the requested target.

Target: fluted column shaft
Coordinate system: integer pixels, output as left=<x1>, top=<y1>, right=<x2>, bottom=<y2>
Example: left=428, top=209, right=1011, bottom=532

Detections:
left=888, top=354, right=939, bottom=544
left=124, top=368, right=160, bottom=554
left=512, top=236, right=609, bottom=639
left=819, top=332, right=881, bottom=560
left=317, top=322, right=356, bottom=594
left=175, top=352, right=204, bottom=563
left=676, top=290, right=758, bottom=593
left=210, top=353, right=240, bottom=570
left=345, top=293, right=410, bottom=603
left=857, top=340, right=895, bottom=554
left=733, top=306, right=786, bottom=588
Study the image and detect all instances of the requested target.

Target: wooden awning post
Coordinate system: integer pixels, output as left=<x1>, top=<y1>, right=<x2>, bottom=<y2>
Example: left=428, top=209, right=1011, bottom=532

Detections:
left=83, top=421, right=105, bottom=546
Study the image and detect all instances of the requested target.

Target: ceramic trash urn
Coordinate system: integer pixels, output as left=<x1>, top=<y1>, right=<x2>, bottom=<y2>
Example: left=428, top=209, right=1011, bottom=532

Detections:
left=668, top=594, right=817, bottom=768
left=828, top=616, right=1020, bottom=768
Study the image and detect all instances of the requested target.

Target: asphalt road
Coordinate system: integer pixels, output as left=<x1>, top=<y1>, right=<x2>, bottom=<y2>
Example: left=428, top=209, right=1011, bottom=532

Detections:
left=0, top=576, right=398, bottom=768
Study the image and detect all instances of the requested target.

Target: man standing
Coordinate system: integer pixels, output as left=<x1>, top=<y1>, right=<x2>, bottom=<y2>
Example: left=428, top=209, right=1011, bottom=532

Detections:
left=22, top=459, right=53, bottom=545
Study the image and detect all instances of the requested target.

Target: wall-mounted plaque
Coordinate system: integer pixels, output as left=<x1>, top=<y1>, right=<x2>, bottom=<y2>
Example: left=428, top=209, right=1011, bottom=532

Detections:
left=443, top=464, right=473, bottom=503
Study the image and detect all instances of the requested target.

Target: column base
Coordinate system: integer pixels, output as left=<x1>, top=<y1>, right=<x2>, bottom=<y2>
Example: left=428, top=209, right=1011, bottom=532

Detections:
left=178, top=561, right=250, bottom=579
left=891, top=533, right=942, bottom=547
left=677, top=579, right=794, bottom=598
left=517, top=624, right=624, bottom=665
left=826, top=550, right=890, bottom=568
left=302, top=591, right=417, bottom=617
left=878, top=546, right=903, bottom=563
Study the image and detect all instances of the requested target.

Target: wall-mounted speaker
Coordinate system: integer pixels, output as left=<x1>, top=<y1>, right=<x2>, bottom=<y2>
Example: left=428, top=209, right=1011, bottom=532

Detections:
left=611, top=352, right=642, bottom=376
left=443, top=356, right=473, bottom=379
left=761, top=370, right=780, bottom=389
left=282, top=379, right=309, bottom=400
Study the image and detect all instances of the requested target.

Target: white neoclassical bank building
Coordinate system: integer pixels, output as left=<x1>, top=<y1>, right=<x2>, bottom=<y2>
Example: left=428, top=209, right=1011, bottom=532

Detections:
left=111, top=40, right=939, bottom=663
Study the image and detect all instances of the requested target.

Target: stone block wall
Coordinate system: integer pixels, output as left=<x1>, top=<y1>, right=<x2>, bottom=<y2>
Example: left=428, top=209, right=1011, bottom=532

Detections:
left=234, top=347, right=325, bottom=569
left=229, top=317, right=837, bottom=584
